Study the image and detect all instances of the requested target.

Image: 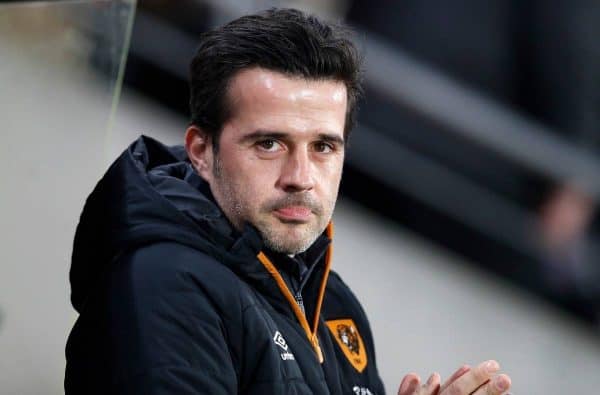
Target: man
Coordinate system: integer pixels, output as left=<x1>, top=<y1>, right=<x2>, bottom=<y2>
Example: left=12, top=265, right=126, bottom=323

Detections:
left=65, top=8, right=511, bottom=394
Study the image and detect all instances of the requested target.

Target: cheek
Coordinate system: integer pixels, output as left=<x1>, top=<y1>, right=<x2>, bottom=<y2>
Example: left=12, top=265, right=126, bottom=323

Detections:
left=314, top=171, right=342, bottom=213
left=319, top=160, right=344, bottom=190
left=223, top=158, right=274, bottom=200
left=237, top=155, right=283, bottom=186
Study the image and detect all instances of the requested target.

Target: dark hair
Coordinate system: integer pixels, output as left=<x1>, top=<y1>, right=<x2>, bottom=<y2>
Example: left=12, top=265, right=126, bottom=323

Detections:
left=189, top=8, right=363, bottom=146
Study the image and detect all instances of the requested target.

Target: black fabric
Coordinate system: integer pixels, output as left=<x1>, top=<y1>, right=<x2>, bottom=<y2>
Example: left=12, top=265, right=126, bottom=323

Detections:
left=65, top=136, right=386, bottom=394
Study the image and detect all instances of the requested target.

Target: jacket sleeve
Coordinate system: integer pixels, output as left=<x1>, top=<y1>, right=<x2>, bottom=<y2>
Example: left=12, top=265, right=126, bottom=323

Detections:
left=104, top=243, right=239, bottom=394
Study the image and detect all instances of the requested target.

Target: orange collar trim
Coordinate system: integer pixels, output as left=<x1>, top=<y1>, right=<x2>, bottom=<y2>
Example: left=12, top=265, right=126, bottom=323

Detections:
left=256, top=222, right=333, bottom=363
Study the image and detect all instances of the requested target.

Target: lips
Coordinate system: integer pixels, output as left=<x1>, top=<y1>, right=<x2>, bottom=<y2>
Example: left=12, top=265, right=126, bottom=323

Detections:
left=274, top=206, right=312, bottom=221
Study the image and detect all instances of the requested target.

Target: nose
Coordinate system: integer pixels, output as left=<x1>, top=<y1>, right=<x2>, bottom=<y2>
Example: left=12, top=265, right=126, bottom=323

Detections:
left=277, top=147, right=315, bottom=193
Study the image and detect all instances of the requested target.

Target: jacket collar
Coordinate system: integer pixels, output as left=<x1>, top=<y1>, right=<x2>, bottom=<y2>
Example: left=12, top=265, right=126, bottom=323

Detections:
left=263, top=234, right=330, bottom=292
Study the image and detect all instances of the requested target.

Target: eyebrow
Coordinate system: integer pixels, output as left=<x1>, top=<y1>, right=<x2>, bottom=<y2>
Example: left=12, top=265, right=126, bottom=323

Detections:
left=318, top=133, right=345, bottom=146
left=239, top=130, right=345, bottom=145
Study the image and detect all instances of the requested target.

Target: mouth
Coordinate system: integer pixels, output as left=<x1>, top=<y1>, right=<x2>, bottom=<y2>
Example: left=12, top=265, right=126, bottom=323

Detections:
left=273, top=206, right=313, bottom=223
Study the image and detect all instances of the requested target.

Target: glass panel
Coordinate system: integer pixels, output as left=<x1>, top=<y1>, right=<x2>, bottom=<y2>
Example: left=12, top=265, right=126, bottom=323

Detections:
left=0, top=1, right=136, bottom=393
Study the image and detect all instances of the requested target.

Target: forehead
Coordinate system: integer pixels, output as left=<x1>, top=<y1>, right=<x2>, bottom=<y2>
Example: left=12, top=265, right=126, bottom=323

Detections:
left=225, top=67, right=347, bottom=135
left=228, top=67, right=347, bottom=101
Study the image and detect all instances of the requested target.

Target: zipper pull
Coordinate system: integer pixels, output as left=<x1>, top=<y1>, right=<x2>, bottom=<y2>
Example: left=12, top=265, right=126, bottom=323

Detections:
left=312, top=334, right=324, bottom=363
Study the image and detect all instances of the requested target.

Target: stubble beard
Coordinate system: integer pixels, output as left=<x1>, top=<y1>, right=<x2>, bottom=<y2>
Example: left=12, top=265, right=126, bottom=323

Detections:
left=255, top=209, right=326, bottom=255
left=212, top=156, right=334, bottom=255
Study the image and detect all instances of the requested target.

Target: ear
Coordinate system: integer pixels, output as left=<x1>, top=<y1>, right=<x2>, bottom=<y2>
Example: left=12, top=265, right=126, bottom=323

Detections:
left=185, top=125, right=214, bottom=182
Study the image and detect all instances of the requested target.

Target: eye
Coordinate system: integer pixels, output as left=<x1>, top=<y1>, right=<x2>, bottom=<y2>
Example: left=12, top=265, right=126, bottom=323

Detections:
left=256, top=139, right=283, bottom=152
left=313, top=141, right=335, bottom=153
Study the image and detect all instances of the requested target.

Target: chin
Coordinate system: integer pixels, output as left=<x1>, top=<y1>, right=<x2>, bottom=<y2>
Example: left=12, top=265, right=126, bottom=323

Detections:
left=255, top=217, right=323, bottom=253
left=265, top=240, right=312, bottom=255
left=263, top=229, right=317, bottom=254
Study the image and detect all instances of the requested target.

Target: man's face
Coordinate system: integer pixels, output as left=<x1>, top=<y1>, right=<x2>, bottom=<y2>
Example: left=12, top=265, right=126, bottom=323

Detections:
left=191, top=68, right=347, bottom=254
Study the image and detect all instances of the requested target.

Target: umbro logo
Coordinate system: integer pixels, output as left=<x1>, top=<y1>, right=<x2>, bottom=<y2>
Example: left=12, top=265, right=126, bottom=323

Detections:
left=273, top=331, right=295, bottom=361
left=273, top=331, right=288, bottom=351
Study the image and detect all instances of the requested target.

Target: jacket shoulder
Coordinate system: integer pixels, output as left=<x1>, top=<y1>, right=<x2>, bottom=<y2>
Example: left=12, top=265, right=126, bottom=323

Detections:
left=324, top=270, right=368, bottom=317
left=66, top=241, right=244, bottom=393
left=121, top=242, right=241, bottom=284
left=118, top=241, right=250, bottom=316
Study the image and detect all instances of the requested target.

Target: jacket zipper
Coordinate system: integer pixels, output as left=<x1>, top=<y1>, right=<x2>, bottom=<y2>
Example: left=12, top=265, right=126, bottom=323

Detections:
left=295, top=292, right=305, bottom=316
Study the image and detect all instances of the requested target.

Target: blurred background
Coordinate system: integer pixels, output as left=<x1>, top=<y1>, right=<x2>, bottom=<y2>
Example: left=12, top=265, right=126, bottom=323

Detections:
left=2, top=0, right=600, bottom=393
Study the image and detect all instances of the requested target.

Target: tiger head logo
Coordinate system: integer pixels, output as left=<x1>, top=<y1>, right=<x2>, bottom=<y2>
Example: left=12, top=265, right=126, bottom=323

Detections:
left=326, top=319, right=367, bottom=372
left=337, top=323, right=360, bottom=355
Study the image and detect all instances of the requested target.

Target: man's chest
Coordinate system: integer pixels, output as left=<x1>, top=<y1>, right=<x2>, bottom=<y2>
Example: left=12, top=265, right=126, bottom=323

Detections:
left=232, top=285, right=384, bottom=394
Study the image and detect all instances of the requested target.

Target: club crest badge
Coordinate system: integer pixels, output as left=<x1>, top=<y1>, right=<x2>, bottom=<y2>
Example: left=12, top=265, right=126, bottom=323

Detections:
left=326, top=319, right=367, bottom=372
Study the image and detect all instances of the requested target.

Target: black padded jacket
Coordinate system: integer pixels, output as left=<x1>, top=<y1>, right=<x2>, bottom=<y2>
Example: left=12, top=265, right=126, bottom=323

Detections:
left=65, top=136, right=386, bottom=394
